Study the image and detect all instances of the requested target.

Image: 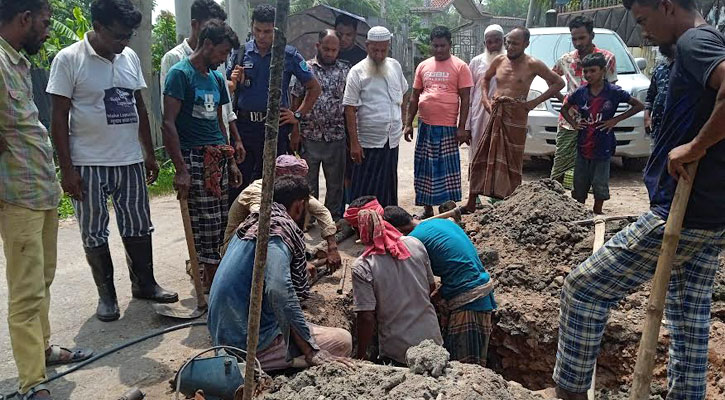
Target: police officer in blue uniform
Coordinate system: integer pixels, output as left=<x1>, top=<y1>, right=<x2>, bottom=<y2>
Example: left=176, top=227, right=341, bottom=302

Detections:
left=227, top=4, right=321, bottom=199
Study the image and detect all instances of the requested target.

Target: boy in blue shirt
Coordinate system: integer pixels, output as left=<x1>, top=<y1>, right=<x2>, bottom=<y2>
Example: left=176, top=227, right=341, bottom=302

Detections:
left=560, top=52, right=644, bottom=214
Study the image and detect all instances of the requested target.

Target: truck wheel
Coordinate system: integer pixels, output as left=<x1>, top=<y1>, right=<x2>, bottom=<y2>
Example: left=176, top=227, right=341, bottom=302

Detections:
left=622, top=157, right=649, bottom=172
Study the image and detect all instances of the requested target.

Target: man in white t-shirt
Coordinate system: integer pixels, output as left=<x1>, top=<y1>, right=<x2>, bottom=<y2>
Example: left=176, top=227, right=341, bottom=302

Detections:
left=47, top=0, right=177, bottom=322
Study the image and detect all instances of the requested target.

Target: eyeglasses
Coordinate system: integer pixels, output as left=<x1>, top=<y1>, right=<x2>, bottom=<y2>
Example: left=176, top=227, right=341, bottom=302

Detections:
left=103, top=25, right=136, bottom=41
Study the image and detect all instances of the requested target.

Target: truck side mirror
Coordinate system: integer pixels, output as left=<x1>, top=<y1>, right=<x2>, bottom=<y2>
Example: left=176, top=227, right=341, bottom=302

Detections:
left=635, top=58, right=647, bottom=71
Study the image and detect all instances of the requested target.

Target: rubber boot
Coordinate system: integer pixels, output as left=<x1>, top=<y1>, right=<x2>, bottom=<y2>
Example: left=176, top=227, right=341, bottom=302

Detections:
left=122, top=235, right=178, bottom=303
left=84, top=244, right=120, bottom=322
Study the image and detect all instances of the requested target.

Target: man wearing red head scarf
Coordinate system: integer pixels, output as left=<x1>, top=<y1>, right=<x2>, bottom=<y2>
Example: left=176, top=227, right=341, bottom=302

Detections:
left=344, top=196, right=443, bottom=365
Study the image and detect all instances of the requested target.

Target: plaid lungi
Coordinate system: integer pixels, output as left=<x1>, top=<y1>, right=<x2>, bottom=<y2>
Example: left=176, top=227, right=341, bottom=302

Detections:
left=440, top=309, right=493, bottom=367
left=414, top=122, right=462, bottom=206
left=183, top=148, right=229, bottom=265
left=550, top=126, right=577, bottom=185
left=554, top=212, right=725, bottom=399
left=469, top=97, right=529, bottom=199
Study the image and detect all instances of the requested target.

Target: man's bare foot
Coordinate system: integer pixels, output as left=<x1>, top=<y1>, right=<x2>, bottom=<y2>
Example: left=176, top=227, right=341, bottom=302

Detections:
left=593, top=199, right=604, bottom=214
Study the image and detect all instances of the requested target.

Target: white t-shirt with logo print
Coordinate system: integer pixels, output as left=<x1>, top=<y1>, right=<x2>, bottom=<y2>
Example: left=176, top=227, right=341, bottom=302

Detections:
left=47, top=33, right=147, bottom=166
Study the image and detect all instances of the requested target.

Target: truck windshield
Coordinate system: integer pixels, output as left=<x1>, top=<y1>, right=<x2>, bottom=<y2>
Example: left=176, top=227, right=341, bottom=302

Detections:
left=526, top=32, right=638, bottom=74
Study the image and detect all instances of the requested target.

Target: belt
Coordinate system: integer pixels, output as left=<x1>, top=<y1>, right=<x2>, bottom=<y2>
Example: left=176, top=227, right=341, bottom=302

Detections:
left=237, top=110, right=266, bottom=122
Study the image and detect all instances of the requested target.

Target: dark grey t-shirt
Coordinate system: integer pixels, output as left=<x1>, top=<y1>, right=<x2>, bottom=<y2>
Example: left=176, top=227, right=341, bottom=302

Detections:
left=644, top=24, right=725, bottom=229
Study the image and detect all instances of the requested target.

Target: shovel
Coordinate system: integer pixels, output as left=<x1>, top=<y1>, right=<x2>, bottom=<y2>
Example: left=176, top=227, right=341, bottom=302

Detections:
left=153, top=198, right=207, bottom=319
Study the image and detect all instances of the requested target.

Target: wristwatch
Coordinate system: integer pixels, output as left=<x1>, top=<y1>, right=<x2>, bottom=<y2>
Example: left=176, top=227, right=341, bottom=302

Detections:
left=294, top=111, right=303, bottom=121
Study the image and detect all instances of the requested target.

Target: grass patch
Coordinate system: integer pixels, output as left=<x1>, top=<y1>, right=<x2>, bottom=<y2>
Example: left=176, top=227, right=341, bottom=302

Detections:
left=57, top=162, right=177, bottom=220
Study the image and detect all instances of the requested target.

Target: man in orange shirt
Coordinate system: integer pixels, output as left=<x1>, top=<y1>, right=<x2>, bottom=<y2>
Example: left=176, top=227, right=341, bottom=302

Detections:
left=403, top=26, right=473, bottom=218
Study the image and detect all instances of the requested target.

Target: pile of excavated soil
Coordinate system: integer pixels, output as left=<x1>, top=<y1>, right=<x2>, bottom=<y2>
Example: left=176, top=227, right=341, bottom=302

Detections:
left=463, top=179, right=725, bottom=398
left=261, top=342, right=543, bottom=400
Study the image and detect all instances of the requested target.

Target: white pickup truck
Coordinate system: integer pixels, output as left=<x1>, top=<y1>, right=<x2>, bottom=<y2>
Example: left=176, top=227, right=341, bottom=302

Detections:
left=524, top=27, right=651, bottom=171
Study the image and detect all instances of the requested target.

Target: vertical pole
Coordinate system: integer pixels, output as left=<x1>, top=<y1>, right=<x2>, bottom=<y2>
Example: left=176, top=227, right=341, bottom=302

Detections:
left=241, top=0, right=289, bottom=398
left=526, top=0, right=536, bottom=27
left=175, top=0, right=192, bottom=44
left=229, top=0, right=251, bottom=43
left=129, top=0, right=159, bottom=142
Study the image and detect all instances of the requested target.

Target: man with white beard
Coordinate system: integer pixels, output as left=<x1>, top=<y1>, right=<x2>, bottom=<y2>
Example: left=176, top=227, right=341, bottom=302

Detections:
left=466, top=25, right=505, bottom=161
left=343, top=26, right=409, bottom=207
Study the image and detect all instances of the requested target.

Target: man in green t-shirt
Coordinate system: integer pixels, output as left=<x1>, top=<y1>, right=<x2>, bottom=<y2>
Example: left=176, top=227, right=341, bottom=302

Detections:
left=163, top=19, right=243, bottom=291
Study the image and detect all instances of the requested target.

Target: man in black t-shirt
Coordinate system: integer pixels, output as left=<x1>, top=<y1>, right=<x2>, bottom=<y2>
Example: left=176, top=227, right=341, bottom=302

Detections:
left=334, top=14, right=366, bottom=67
left=547, top=0, right=725, bottom=399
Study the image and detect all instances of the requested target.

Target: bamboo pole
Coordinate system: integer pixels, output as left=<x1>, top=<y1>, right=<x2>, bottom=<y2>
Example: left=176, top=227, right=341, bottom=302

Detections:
left=629, top=161, right=699, bottom=400
left=241, top=0, right=289, bottom=398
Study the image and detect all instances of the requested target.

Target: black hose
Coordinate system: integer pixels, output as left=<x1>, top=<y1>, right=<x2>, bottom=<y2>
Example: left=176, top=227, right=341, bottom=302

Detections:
left=1, top=321, right=207, bottom=400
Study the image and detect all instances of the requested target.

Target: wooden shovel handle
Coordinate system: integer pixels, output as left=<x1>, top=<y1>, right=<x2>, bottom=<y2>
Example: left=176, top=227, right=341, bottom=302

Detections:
left=629, top=161, right=699, bottom=399
left=180, top=198, right=207, bottom=308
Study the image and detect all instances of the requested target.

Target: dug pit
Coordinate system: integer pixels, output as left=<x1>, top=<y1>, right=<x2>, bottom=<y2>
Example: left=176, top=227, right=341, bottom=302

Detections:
left=287, top=179, right=725, bottom=399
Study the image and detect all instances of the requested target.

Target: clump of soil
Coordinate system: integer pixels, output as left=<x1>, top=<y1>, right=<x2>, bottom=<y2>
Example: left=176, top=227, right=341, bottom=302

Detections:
left=406, top=339, right=450, bottom=378
left=464, top=179, right=725, bottom=397
left=261, top=342, right=542, bottom=400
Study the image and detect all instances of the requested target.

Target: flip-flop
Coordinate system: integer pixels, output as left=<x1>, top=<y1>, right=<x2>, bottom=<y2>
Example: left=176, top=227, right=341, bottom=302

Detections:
left=459, top=207, right=474, bottom=215
left=45, top=345, right=94, bottom=366
left=21, top=384, right=52, bottom=400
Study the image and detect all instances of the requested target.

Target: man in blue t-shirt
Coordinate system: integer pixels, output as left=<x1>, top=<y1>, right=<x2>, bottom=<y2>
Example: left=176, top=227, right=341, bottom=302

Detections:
left=550, top=0, right=725, bottom=398
left=560, top=52, right=643, bottom=214
left=163, top=20, right=244, bottom=292
left=383, top=206, right=496, bottom=367
left=226, top=4, right=321, bottom=196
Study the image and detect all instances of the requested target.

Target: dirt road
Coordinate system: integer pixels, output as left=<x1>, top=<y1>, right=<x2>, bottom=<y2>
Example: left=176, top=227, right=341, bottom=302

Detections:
left=0, top=138, right=650, bottom=399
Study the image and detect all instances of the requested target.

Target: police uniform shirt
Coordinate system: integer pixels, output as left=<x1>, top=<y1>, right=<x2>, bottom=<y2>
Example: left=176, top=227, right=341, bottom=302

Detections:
left=227, top=40, right=314, bottom=112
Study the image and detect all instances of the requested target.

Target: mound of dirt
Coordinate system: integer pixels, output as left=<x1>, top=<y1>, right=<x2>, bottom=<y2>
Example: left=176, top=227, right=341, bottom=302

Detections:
left=261, top=342, right=543, bottom=400
left=464, top=179, right=725, bottom=397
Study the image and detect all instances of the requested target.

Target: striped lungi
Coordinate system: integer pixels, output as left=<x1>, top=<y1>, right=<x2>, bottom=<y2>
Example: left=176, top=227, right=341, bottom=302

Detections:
left=440, top=309, right=493, bottom=367
left=414, top=122, right=462, bottom=206
left=554, top=212, right=725, bottom=399
left=183, top=148, right=229, bottom=266
left=550, top=126, right=577, bottom=184
left=468, top=97, right=529, bottom=199
left=72, top=162, right=154, bottom=248
left=349, top=142, right=398, bottom=208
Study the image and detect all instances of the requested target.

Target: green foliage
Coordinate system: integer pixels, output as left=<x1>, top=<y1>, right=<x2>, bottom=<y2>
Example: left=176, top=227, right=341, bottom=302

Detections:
left=152, top=10, right=177, bottom=72
left=483, top=0, right=530, bottom=18
left=32, top=4, right=91, bottom=68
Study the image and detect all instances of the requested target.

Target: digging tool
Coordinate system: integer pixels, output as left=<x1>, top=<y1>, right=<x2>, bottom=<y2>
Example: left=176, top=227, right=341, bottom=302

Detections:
left=337, top=260, right=349, bottom=294
left=571, top=214, right=639, bottom=225
left=588, top=217, right=607, bottom=400
left=629, top=162, right=699, bottom=400
left=422, top=206, right=462, bottom=224
left=152, top=199, right=207, bottom=319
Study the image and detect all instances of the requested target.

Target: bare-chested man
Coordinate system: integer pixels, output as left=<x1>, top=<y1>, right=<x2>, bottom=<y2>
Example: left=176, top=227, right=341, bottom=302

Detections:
left=464, top=27, right=564, bottom=211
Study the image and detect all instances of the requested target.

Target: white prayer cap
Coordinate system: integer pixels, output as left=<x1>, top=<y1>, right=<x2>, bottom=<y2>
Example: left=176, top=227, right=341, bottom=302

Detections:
left=367, top=26, right=392, bottom=42
left=484, top=24, right=504, bottom=37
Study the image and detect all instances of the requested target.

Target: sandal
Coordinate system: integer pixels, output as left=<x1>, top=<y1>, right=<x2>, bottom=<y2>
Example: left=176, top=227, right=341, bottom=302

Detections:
left=21, top=384, right=52, bottom=399
left=45, top=345, right=93, bottom=366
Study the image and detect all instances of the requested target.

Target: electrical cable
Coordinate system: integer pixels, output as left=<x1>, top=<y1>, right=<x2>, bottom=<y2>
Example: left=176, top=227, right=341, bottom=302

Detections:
left=0, top=321, right=207, bottom=400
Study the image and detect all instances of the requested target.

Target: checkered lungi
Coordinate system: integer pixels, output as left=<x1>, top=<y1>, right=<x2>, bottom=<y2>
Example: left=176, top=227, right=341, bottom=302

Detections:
left=440, top=309, right=493, bottom=367
left=414, top=122, right=462, bottom=206
left=183, top=148, right=229, bottom=265
left=553, top=212, right=725, bottom=399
